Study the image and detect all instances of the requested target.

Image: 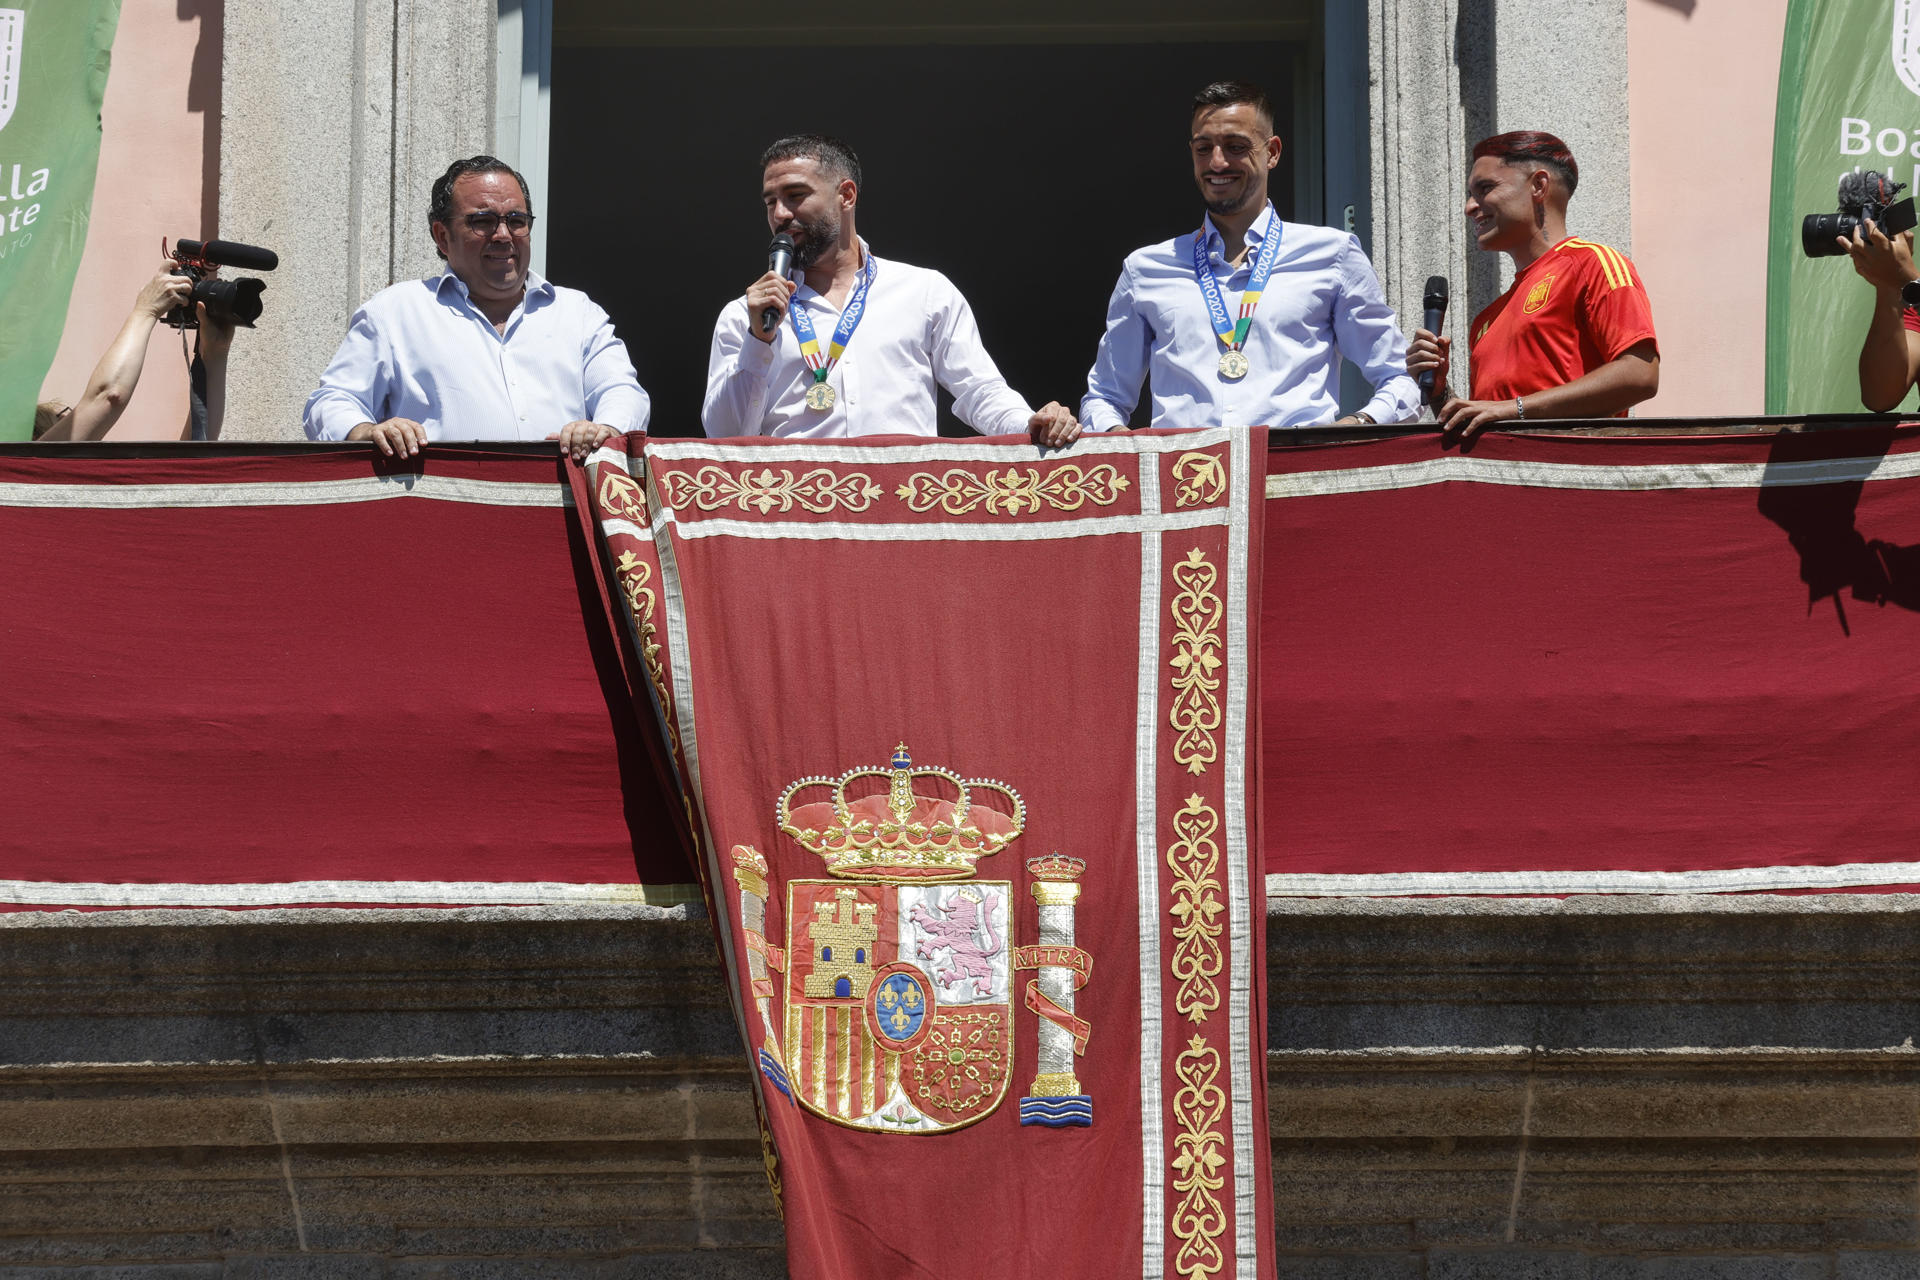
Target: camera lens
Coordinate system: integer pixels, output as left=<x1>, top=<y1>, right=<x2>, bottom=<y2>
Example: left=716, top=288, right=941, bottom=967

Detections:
left=1801, top=213, right=1858, bottom=258
left=192, top=277, right=266, bottom=327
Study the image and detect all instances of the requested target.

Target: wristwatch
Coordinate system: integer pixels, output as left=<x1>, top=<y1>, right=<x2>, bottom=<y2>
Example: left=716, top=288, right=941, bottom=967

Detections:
left=1901, top=279, right=1920, bottom=309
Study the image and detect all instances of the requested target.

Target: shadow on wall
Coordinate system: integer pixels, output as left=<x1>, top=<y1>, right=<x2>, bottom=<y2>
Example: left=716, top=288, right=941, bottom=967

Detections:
left=179, top=0, right=222, bottom=237
left=1641, top=0, right=1697, bottom=13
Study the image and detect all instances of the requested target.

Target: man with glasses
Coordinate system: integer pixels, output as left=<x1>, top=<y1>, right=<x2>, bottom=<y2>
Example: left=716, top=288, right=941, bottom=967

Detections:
left=304, top=155, right=648, bottom=458
left=1063, top=81, right=1417, bottom=445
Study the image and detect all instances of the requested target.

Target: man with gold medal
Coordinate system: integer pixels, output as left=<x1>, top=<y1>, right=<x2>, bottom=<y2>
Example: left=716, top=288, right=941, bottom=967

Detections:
left=1073, top=81, right=1419, bottom=441
left=703, top=134, right=1079, bottom=442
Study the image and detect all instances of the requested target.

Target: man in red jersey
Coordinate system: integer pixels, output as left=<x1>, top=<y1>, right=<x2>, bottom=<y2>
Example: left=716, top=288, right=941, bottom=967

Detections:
left=1406, top=131, right=1659, bottom=443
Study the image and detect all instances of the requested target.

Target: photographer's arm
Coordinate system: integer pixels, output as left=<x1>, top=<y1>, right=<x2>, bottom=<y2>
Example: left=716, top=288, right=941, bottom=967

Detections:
left=67, top=264, right=193, bottom=441
left=1845, top=222, right=1920, bottom=412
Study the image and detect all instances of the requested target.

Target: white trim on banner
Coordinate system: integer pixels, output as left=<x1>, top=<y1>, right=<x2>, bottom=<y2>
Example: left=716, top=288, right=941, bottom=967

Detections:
left=587, top=446, right=631, bottom=473
left=1265, top=862, right=1920, bottom=897
left=0, top=880, right=699, bottom=908
left=660, top=509, right=1231, bottom=543
left=645, top=428, right=1235, bottom=468
left=1135, top=458, right=1167, bottom=1280
left=0, top=476, right=571, bottom=510
left=645, top=458, right=756, bottom=1050
left=600, top=516, right=648, bottom=543
left=1224, top=430, right=1258, bottom=1279
left=1264, top=448, right=1920, bottom=499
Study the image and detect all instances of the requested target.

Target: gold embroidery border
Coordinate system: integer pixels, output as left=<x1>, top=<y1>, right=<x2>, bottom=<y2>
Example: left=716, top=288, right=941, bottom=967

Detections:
left=1169, top=548, right=1224, bottom=775
left=597, top=468, right=649, bottom=524
left=1170, top=452, right=1228, bottom=508
left=612, top=549, right=680, bottom=758
left=1166, top=795, right=1223, bottom=1022
left=657, top=464, right=882, bottom=515
left=1163, top=538, right=1232, bottom=1276
left=896, top=463, right=1132, bottom=516
left=1169, top=1035, right=1228, bottom=1280
left=750, top=1083, right=784, bottom=1220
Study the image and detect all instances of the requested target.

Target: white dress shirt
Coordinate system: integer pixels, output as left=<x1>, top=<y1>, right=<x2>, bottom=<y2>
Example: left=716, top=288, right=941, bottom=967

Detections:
left=303, top=269, right=650, bottom=441
left=702, top=242, right=1032, bottom=439
left=1082, top=206, right=1419, bottom=431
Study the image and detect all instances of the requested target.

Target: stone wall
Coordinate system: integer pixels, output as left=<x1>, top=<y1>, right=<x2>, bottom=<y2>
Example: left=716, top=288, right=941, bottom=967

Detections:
left=217, top=0, right=495, bottom=441
left=5, top=896, right=1917, bottom=1276
left=1370, top=0, right=1632, bottom=398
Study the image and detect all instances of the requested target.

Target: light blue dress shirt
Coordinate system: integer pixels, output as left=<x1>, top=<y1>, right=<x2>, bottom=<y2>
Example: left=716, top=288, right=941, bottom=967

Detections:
left=1081, top=206, right=1419, bottom=431
left=303, top=269, right=650, bottom=441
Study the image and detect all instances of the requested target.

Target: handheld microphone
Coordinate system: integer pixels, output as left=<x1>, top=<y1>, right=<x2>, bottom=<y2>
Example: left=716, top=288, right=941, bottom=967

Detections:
left=174, top=239, right=280, bottom=272
left=1418, top=275, right=1449, bottom=401
left=763, top=233, right=795, bottom=335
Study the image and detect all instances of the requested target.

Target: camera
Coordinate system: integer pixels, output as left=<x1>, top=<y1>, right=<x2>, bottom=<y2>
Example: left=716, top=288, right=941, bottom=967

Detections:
left=162, top=237, right=279, bottom=329
left=1801, top=171, right=1919, bottom=257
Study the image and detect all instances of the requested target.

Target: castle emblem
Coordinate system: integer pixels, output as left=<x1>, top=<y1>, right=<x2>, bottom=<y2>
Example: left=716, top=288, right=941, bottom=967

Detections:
left=729, top=744, right=1094, bottom=1134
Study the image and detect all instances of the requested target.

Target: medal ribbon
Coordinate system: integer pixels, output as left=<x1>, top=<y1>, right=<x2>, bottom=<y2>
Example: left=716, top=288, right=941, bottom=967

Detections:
left=787, top=250, right=878, bottom=384
left=1191, top=207, right=1282, bottom=353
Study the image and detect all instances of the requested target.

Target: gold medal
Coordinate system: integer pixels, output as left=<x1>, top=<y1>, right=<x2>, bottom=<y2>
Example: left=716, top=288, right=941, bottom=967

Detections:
left=805, top=382, right=837, bottom=412
left=1218, top=350, right=1250, bottom=380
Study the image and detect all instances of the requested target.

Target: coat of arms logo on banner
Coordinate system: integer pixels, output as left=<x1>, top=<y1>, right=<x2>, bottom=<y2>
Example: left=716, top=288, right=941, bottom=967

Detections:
left=1896, top=0, right=1920, bottom=98
left=728, top=745, right=1094, bottom=1134
left=0, top=11, right=23, bottom=135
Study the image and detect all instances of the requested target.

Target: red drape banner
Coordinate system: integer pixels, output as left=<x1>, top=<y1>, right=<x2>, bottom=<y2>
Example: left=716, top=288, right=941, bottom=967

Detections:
left=582, top=429, right=1275, bottom=1280
left=1264, top=423, right=1920, bottom=894
left=0, top=447, right=692, bottom=909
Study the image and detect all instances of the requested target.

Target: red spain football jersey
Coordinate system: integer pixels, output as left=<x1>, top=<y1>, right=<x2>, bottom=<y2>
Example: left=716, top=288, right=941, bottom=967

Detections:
left=1902, top=304, right=1920, bottom=333
left=1466, top=236, right=1658, bottom=408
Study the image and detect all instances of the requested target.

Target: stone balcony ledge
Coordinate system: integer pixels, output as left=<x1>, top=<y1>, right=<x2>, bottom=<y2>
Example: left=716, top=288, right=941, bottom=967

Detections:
left=5, top=897, right=1918, bottom=1275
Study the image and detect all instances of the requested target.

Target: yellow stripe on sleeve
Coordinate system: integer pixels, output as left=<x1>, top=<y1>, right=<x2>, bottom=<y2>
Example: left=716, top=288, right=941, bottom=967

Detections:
left=1568, top=239, right=1632, bottom=291
left=1597, top=244, right=1631, bottom=289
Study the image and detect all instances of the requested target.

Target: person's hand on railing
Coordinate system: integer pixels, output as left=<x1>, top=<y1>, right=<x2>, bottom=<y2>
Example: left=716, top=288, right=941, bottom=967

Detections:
left=1028, top=401, right=1081, bottom=449
left=551, top=420, right=617, bottom=462
left=348, top=418, right=428, bottom=457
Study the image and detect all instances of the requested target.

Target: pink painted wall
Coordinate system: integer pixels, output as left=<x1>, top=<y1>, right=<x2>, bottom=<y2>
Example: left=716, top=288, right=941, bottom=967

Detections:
left=38, top=0, right=221, bottom=439
left=1628, top=0, right=1786, bottom=417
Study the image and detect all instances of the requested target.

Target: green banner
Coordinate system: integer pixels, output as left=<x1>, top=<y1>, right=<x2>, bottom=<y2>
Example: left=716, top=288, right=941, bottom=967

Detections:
left=0, top=0, right=120, bottom=441
left=1767, top=0, right=1920, bottom=414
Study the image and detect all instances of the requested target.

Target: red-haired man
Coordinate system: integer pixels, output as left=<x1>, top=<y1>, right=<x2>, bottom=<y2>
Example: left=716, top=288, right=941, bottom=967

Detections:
left=1407, top=132, right=1659, bottom=443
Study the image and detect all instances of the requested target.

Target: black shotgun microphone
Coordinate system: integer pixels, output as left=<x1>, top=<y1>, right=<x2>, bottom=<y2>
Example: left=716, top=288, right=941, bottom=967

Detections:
left=763, top=233, right=795, bottom=335
left=174, top=239, right=280, bottom=272
left=1418, top=275, right=1449, bottom=402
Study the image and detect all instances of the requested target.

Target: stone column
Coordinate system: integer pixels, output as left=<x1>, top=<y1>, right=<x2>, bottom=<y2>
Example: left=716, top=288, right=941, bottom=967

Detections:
left=1369, top=0, right=1630, bottom=401
left=218, top=0, right=495, bottom=440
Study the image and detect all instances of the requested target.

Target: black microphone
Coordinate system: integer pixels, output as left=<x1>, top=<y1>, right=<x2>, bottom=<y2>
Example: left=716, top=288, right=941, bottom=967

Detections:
left=762, top=233, right=795, bottom=335
left=176, top=239, right=280, bottom=272
left=1418, top=275, right=1449, bottom=401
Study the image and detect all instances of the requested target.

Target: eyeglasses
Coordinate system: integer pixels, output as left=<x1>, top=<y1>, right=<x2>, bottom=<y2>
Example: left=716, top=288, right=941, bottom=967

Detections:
left=460, top=212, right=536, bottom=238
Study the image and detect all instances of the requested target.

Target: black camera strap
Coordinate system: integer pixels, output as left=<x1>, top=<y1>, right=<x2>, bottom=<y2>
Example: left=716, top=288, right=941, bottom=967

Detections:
left=182, top=326, right=209, bottom=441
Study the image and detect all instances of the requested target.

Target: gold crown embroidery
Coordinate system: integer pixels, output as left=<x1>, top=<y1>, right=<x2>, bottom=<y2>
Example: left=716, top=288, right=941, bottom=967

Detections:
left=777, top=743, right=1025, bottom=882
